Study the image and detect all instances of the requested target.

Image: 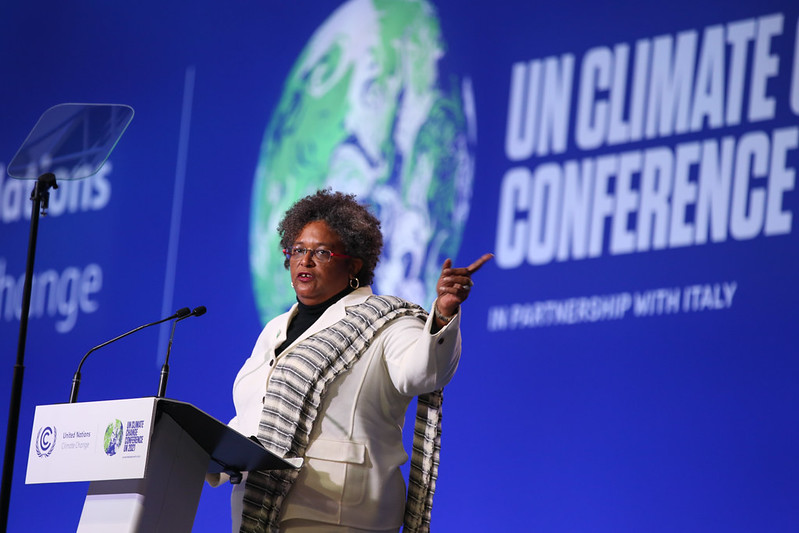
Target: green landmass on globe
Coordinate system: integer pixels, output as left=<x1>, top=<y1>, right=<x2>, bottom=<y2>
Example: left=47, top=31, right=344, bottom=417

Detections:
left=250, top=0, right=476, bottom=323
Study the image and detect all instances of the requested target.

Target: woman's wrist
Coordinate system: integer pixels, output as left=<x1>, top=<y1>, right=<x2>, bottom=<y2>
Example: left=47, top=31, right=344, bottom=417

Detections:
left=434, top=304, right=457, bottom=324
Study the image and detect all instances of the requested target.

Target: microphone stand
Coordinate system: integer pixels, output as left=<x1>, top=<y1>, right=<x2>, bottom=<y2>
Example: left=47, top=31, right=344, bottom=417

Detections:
left=157, top=306, right=204, bottom=398
left=68, top=307, right=190, bottom=404
left=157, top=320, right=181, bottom=398
left=1, top=173, right=57, bottom=531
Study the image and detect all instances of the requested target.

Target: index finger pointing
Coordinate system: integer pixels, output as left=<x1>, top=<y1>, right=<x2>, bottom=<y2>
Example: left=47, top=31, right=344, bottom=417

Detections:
left=466, top=253, right=494, bottom=274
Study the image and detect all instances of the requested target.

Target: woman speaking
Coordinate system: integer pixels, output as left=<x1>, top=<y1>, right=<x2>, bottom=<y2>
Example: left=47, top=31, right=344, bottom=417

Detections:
left=211, top=189, right=491, bottom=533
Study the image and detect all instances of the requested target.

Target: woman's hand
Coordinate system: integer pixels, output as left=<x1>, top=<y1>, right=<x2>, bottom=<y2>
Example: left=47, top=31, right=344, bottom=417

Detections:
left=434, top=253, right=493, bottom=327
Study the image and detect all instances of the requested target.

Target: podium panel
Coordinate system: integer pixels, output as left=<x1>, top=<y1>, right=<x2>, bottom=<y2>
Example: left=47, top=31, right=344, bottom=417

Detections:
left=25, top=398, right=300, bottom=532
left=27, top=398, right=157, bottom=484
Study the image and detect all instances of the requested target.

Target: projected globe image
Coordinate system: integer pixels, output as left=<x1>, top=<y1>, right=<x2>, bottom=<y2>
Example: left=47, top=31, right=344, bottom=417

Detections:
left=249, top=0, right=476, bottom=322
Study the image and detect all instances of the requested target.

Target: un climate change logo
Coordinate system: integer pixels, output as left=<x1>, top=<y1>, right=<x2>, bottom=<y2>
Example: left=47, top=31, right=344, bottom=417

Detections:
left=103, top=419, right=124, bottom=456
left=35, top=426, right=57, bottom=458
left=249, top=0, right=476, bottom=322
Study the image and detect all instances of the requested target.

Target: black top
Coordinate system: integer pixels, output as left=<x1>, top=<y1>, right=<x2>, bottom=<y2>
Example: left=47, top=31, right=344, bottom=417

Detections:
left=274, top=286, right=355, bottom=356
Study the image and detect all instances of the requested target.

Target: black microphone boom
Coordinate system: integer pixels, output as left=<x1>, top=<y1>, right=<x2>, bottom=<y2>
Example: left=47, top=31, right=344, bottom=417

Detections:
left=68, top=307, right=191, bottom=403
left=157, top=306, right=206, bottom=398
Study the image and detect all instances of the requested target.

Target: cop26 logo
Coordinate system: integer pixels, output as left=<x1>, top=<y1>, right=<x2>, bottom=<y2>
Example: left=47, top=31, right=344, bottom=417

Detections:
left=35, top=426, right=57, bottom=458
left=103, top=419, right=124, bottom=456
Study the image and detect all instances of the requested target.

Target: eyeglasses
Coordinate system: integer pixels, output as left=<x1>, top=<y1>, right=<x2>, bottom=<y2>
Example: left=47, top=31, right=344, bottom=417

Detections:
left=283, top=247, right=352, bottom=263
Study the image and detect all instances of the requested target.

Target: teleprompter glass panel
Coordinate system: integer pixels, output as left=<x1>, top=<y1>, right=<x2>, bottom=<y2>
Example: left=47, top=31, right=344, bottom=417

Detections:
left=7, top=103, right=134, bottom=181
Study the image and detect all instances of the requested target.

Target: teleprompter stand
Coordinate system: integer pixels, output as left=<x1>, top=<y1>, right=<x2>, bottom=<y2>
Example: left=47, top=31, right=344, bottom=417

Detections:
left=0, top=104, right=134, bottom=532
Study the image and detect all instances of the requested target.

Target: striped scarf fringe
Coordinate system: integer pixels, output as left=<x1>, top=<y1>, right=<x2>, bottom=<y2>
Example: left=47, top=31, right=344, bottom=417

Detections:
left=403, top=390, right=443, bottom=533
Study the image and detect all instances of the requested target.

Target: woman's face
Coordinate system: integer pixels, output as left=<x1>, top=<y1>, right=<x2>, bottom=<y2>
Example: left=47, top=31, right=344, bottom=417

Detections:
left=289, top=220, right=362, bottom=305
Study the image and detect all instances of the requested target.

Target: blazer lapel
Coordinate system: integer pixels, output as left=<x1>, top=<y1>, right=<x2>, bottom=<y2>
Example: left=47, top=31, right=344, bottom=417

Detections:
left=279, top=287, right=374, bottom=355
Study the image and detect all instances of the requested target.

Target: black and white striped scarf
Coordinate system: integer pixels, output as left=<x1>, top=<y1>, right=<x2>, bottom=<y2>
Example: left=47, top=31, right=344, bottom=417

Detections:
left=240, top=295, right=444, bottom=533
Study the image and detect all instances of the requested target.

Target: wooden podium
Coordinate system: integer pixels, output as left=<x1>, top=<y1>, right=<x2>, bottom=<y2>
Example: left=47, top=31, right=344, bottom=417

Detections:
left=26, top=398, right=299, bottom=532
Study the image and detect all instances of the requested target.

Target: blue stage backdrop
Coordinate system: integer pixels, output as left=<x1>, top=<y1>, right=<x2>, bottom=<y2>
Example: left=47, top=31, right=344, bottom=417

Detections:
left=1, top=1, right=797, bottom=531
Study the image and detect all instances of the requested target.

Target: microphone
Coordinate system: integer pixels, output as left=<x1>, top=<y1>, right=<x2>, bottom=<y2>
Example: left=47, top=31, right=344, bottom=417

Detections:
left=157, top=305, right=206, bottom=398
left=68, top=307, right=191, bottom=403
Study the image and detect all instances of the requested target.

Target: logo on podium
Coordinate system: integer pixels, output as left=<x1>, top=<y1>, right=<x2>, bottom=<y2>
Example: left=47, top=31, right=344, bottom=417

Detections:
left=103, top=419, right=124, bottom=456
left=34, top=426, right=57, bottom=458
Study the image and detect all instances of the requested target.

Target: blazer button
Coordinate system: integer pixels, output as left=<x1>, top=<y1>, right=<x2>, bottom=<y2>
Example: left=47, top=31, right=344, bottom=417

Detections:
left=269, top=359, right=275, bottom=366
left=437, top=338, right=445, bottom=345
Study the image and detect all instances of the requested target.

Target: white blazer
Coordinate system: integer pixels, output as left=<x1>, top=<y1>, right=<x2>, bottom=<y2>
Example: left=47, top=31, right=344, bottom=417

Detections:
left=224, top=287, right=461, bottom=531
